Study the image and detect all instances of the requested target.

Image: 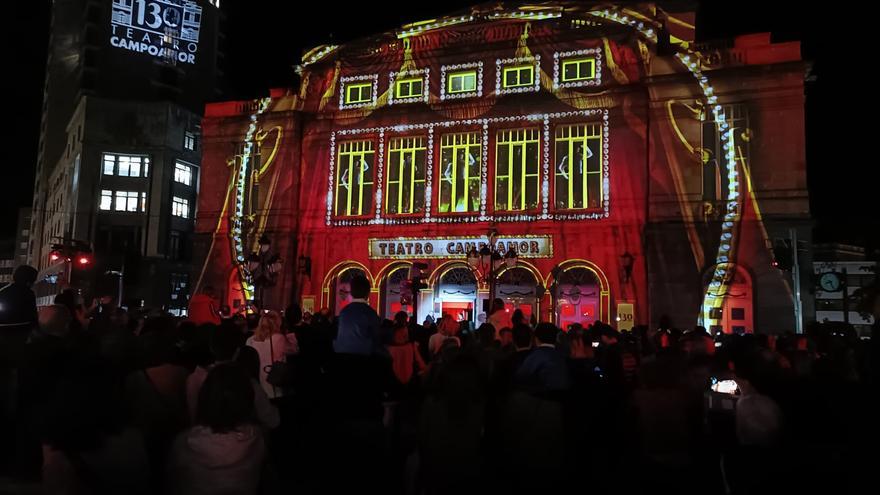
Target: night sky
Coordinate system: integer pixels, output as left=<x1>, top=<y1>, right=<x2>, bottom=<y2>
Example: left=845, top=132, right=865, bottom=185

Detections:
left=8, top=1, right=877, bottom=250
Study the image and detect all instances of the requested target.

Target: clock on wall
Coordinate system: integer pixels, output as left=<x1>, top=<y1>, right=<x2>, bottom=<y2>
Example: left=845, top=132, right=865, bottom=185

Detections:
left=819, top=272, right=842, bottom=292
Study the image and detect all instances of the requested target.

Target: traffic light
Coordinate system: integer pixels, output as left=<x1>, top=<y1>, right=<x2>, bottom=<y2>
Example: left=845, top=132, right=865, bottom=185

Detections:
left=48, top=240, right=94, bottom=268
left=410, top=262, right=429, bottom=292
left=772, top=239, right=793, bottom=270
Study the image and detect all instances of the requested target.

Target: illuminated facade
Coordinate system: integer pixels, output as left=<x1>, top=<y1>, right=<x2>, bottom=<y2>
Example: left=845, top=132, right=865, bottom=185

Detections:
left=195, top=3, right=811, bottom=333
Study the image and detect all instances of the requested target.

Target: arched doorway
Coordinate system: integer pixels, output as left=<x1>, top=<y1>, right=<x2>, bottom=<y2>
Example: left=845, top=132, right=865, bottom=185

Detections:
left=496, top=265, right=541, bottom=323
left=379, top=263, right=412, bottom=319
left=702, top=264, right=753, bottom=334
left=436, top=265, right=478, bottom=323
left=549, top=260, right=610, bottom=330
left=321, top=262, right=373, bottom=315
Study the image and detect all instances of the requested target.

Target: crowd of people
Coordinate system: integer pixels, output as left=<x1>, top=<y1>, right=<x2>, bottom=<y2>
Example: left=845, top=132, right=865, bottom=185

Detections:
left=0, top=265, right=876, bottom=494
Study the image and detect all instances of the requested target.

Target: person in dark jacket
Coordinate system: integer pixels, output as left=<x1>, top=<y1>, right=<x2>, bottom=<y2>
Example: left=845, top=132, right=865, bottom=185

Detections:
left=515, top=322, right=570, bottom=394
left=0, top=264, right=39, bottom=341
left=333, top=275, right=385, bottom=357
left=0, top=264, right=39, bottom=468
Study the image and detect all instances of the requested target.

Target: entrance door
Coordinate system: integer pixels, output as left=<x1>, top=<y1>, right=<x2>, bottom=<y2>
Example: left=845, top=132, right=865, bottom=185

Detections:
left=555, top=267, right=601, bottom=330
left=436, top=266, right=478, bottom=323
left=382, top=266, right=411, bottom=319
left=497, top=266, right=539, bottom=323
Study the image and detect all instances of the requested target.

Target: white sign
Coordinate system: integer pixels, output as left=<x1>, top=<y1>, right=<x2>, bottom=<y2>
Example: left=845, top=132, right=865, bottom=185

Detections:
left=369, top=236, right=552, bottom=259
left=110, top=0, right=203, bottom=65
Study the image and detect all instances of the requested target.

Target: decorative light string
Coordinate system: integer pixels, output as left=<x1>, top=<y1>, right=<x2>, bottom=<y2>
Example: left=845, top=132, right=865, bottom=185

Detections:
left=231, top=97, right=272, bottom=301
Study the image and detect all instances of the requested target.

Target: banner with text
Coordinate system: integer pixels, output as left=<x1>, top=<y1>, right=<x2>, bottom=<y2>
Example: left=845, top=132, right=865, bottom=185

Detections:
left=369, top=236, right=552, bottom=259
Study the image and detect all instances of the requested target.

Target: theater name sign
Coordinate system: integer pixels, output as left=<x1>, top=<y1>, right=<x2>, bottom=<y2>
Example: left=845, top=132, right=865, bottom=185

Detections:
left=369, top=236, right=552, bottom=259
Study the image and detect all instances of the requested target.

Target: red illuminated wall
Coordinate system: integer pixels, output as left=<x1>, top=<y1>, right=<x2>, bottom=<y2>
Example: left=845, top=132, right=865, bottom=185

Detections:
left=194, top=4, right=809, bottom=333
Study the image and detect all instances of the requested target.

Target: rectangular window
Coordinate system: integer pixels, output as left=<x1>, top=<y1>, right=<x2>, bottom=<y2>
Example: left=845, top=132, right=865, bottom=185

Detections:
left=448, top=71, right=477, bottom=94
left=100, top=190, right=113, bottom=210
left=102, top=153, right=149, bottom=177
left=561, top=58, right=596, bottom=82
left=169, top=231, right=181, bottom=260
left=335, top=140, right=375, bottom=216
left=438, top=132, right=481, bottom=213
left=386, top=136, right=427, bottom=215
left=174, top=161, right=193, bottom=186
left=701, top=104, right=748, bottom=202
left=395, top=77, right=424, bottom=99
left=731, top=307, right=746, bottom=321
left=495, top=128, right=540, bottom=211
left=114, top=191, right=142, bottom=212
left=184, top=131, right=196, bottom=151
left=345, top=82, right=372, bottom=104
left=554, top=123, right=603, bottom=210
left=172, top=197, right=189, bottom=218
left=103, top=155, right=115, bottom=175
left=503, top=65, right=534, bottom=88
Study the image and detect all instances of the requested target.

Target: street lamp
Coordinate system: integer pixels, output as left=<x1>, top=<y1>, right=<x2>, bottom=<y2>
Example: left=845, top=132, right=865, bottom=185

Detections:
left=466, top=228, right=517, bottom=309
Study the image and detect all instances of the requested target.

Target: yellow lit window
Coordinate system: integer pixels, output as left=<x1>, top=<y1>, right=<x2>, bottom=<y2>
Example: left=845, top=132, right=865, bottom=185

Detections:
left=495, top=129, right=539, bottom=211
left=447, top=71, right=477, bottom=94
left=345, top=82, right=372, bottom=105
left=502, top=65, right=534, bottom=88
left=386, top=137, right=427, bottom=214
left=554, top=124, right=603, bottom=210
left=335, top=140, right=375, bottom=216
left=438, top=132, right=481, bottom=213
left=561, top=58, right=596, bottom=82
left=395, top=77, right=424, bottom=99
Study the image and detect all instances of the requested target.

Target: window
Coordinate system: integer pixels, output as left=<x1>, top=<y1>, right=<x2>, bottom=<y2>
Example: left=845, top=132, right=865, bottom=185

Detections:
left=438, top=132, right=481, bottom=213
left=345, top=83, right=372, bottom=105
left=561, top=58, right=596, bottom=82
left=395, top=77, right=423, bottom=100
left=448, top=71, right=477, bottom=94
left=731, top=307, right=745, bottom=320
left=503, top=65, right=534, bottom=88
left=701, top=104, right=748, bottom=202
left=114, top=191, right=145, bottom=212
left=174, top=161, right=193, bottom=186
left=169, top=231, right=182, bottom=260
left=100, top=190, right=113, bottom=210
left=386, top=137, right=427, bottom=215
left=103, top=155, right=115, bottom=175
left=102, top=153, right=149, bottom=177
left=184, top=132, right=196, bottom=151
left=172, top=197, right=189, bottom=218
left=495, top=129, right=540, bottom=211
left=554, top=123, right=603, bottom=210
left=335, top=140, right=375, bottom=216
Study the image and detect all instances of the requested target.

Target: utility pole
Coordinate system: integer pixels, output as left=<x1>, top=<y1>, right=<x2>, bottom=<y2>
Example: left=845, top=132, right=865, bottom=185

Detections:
left=790, top=227, right=804, bottom=334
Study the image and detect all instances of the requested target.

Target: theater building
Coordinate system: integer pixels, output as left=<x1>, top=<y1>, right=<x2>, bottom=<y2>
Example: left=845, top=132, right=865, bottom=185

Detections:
left=194, top=2, right=811, bottom=333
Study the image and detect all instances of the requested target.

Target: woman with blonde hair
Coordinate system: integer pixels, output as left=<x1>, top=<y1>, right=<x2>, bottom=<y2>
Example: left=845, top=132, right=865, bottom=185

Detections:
left=246, top=311, right=297, bottom=399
